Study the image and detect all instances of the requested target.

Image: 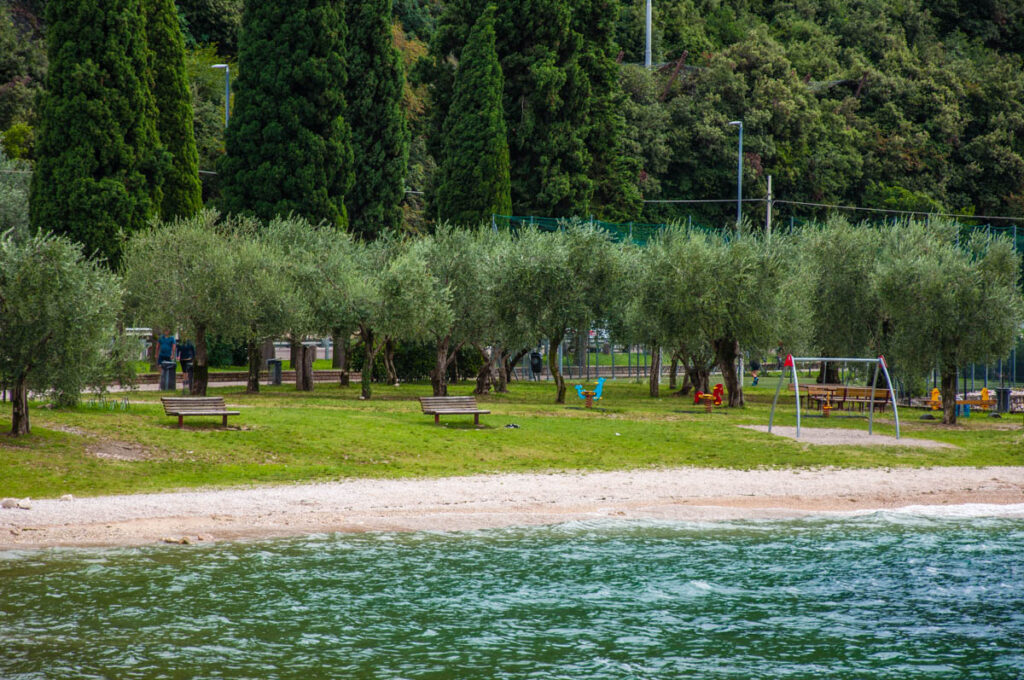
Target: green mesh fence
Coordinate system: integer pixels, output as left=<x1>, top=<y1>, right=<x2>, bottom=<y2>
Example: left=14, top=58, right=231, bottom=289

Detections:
left=493, top=214, right=1024, bottom=252
left=491, top=215, right=721, bottom=245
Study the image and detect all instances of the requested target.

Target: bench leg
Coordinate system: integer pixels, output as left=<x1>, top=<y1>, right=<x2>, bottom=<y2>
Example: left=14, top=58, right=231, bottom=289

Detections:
left=223, top=414, right=228, bottom=427
left=474, top=413, right=480, bottom=426
left=178, top=415, right=184, bottom=428
left=434, top=414, right=440, bottom=425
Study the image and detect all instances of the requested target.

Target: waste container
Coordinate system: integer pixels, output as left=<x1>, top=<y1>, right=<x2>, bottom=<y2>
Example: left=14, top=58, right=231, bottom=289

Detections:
left=159, top=360, right=176, bottom=391
left=529, top=351, right=543, bottom=380
left=267, top=358, right=283, bottom=386
left=995, top=387, right=1012, bottom=413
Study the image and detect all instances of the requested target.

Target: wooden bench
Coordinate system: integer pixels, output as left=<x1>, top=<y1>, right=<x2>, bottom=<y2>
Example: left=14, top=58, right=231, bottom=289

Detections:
left=161, top=397, right=240, bottom=428
left=419, top=396, right=490, bottom=426
left=843, top=387, right=891, bottom=411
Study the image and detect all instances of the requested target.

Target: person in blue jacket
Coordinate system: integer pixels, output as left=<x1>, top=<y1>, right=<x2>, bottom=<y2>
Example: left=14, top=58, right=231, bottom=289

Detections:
left=157, top=330, right=176, bottom=364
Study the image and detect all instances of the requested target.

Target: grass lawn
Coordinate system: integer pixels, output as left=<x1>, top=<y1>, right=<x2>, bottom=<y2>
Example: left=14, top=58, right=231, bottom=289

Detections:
left=1, top=380, right=1021, bottom=499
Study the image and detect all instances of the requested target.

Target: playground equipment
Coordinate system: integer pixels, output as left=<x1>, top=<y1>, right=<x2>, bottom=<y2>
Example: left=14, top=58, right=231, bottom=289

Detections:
left=769, top=355, right=901, bottom=439
left=574, top=377, right=606, bottom=408
left=929, top=387, right=994, bottom=412
left=693, top=384, right=724, bottom=412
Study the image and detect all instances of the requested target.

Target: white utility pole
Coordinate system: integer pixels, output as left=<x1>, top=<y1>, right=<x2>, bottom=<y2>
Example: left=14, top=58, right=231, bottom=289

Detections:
left=645, top=0, right=653, bottom=68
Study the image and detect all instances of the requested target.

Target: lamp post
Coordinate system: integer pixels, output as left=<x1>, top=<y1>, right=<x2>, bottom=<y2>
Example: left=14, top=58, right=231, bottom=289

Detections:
left=727, top=120, right=743, bottom=229
left=645, top=0, right=652, bottom=68
left=211, top=64, right=230, bottom=127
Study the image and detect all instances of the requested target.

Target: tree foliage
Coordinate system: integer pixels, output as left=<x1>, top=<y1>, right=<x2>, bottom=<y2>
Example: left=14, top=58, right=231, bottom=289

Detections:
left=218, top=0, right=353, bottom=227
left=0, top=231, right=121, bottom=434
left=874, top=221, right=1023, bottom=424
left=346, top=0, right=410, bottom=238
left=435, top=8, right=510, bottom=226
left=147, top=0, right=202, bottom=220
left=29, top=0, right=166, bottom=266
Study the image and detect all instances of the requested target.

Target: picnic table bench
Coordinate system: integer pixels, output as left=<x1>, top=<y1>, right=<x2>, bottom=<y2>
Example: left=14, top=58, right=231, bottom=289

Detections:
left=799, top=385, right=892, bottom=412
left=419, top=396, right=490, bottom=426
left=161, top=397, right=240, bottom=428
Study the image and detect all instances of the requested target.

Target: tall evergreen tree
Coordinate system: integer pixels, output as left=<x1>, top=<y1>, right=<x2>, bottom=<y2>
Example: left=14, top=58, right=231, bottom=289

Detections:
left=494, top=0, right=592, bottom=217
left=435, top=7, right=510, bottom=225
left=147, top=0, right=202, bottom=220
left=346, top=0, right=409, bottom=238
left=29, top=0, right=166, bottom=266
left=428, top=0, right=593, bottom=217
left=573, top=0, right=641, bottom=221
left=218, top=0, right=352, bottom=226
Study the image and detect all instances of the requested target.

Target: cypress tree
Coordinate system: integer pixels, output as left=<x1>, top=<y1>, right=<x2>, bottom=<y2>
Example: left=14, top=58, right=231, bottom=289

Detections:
left=147, top=0, right=202, bottom=220
left=29, top=0, right=166, bottom=266
left=573, top=0, right=641, bottom=221
left=436, top=7, right=510, bottom=225
left=428, top=0, right=592, bottom=217
left=346, top=0, right=409, bottom=238
left=218, top=0, right=352, bottom=226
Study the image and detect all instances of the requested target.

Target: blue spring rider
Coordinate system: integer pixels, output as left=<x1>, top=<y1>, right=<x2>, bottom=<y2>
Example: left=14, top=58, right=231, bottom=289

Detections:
left=575, top=377, right=606, bottom=408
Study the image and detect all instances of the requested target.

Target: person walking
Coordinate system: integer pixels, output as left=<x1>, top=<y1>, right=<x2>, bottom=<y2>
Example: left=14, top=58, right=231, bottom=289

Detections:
left=177, top=337, right=195, bottom=390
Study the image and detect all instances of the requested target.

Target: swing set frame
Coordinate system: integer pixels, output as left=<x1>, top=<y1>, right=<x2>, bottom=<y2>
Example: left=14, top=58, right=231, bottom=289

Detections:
left=768, top=355, right=901, bottom=439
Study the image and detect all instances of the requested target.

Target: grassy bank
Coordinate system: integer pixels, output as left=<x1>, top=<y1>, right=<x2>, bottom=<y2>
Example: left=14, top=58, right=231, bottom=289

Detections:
left=1, top=381, right=1021, bottom=499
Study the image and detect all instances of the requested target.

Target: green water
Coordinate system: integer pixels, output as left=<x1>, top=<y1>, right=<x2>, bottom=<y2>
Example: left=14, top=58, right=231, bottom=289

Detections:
left=2, top=514, right=1023, bottom=679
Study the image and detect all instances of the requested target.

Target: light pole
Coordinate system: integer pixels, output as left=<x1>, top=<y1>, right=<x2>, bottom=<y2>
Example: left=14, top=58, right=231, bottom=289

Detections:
left=727, top=120, right=743, bottom=229
left=212, top=64, right=230, bottom=127
left=645, top=0, right=653, bottom=68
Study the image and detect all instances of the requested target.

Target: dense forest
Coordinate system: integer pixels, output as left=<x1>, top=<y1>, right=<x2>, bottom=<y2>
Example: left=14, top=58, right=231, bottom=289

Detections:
left=2, top=0, right=1024, bottom=228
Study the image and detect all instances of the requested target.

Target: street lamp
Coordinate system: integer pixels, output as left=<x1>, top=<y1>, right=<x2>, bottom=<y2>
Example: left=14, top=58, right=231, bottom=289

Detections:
left=727, top=120, right=743, bottom=229
left=645, top=0, right=653, bottom=68
left=211, top=64, right=230, bottom=127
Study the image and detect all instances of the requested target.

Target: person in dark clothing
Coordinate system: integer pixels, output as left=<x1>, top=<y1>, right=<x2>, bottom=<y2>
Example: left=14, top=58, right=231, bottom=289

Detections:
left=177, top=338, right=195, bottom=387
left=750, top=357, right=761, bottom=386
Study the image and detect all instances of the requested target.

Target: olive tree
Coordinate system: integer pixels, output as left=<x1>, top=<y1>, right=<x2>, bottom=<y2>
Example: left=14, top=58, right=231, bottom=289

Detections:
left=801, top=218, right=884, bottom=382
left=655, top=229, right=801, bottom=407
left=351, top=235, right=446, bottom=399
left=122, top=211, right=252, bottom=395
left=409, top=226, right=489, bottom=395
left=497, top=225, right=623, bottom=403
left=874, top=221, right=1023, bottom=424
left=261, top=217, right=365, bottom=391
left=0, top=232, right=121, bottom=435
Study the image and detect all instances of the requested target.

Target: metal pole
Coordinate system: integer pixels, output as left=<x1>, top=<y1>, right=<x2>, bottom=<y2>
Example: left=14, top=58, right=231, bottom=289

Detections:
left=611, top=344, right=615, bottom=379
left=879, top=356, right=900, bottom=439
left=644, top=0, right=652, bottom=68
left=868, top=361, right=880, bottom=435
left=766, top=175, right=773, bottom=241
left=792, top=360, right=802, bottom=438
left=728, top=121, right=743, bottom=229
left=211, top=64, right=231, bottom=127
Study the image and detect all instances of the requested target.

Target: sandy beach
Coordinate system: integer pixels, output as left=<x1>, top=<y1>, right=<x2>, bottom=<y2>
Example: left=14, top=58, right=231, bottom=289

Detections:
left=2, top=466, right=1023, bottom=550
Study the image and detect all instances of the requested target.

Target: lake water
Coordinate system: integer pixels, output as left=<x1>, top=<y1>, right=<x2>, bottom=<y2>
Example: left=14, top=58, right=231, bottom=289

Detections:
left=2, top=512, right=1023, bottom=679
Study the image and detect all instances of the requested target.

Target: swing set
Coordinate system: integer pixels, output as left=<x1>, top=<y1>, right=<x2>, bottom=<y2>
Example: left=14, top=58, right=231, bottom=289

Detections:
left=768, top=355, right=901, bottom=439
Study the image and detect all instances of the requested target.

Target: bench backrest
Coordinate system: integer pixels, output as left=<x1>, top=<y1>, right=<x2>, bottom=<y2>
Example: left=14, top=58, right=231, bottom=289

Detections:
left=162, top=397, right=226, bottom=412
left=419, top=396, right=479, bottom=411
left=844, top=387, right=891, bottom=400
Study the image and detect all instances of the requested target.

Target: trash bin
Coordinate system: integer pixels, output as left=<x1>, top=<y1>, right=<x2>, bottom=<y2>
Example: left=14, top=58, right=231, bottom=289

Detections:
left=159, top=360, right=176, bottom=391
left=995, top=387, right=1012, bottom=413
left=957, top=403, right=971, bottom=418
left=529, top=352, right=543, bottom=380
left=267, top=358, right=283, bottom=386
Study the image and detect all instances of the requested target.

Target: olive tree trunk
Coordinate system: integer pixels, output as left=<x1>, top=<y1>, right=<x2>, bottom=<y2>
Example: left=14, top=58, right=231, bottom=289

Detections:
left=549, top=331, right=566, bottom=403
left=246, top=336, right=261, bottom=393
left=332, top=331, right=350, bottom=386
left=10, top=374, right=30, bottom=435
left=713, top=337, right=744, bottom=407
left=649, top=344, right=661, bottom=397
left=940, top=366, right=958, bottom=425
left=191, top=325, right=209, bottom=396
